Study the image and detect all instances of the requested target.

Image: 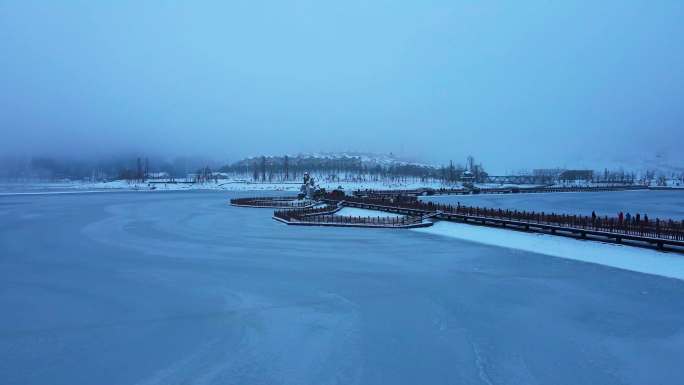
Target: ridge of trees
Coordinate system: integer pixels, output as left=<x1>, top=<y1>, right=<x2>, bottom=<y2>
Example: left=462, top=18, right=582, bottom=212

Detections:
left=219, top=154, right=486, bottom=183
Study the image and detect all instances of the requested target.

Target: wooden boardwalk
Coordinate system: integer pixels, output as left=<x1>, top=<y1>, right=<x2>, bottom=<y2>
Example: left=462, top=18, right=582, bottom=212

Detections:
left=272, top=200, right=433, bottom=229
left=229, top=196, right=316, bottom=209
left=232, top=191, right=684, bottom=253
left=272, top=215, right=432, bottom=229
left=334, top=198, right=684, bottom=253
left=353, top=185, right=650, bottom=198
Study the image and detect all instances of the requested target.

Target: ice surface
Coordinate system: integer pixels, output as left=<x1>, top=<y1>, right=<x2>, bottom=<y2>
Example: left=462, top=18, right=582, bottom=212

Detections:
left=1, top=191, right=684, bottom=385
left=336, top=207, right=405, bottom=218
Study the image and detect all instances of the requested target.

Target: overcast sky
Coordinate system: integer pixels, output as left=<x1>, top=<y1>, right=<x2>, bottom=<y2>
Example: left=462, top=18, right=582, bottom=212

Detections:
left=1, top=1, right=682, bottom=172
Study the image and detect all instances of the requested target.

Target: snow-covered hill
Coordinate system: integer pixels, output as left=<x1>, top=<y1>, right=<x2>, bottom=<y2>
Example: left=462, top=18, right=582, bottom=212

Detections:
left=230, top=151, right=433, bottom=170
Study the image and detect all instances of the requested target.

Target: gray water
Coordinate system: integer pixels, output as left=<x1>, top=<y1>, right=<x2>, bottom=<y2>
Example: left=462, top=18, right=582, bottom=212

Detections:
left=1, top=191, right=683, bottom=385
left=422, top=190, right=684, bottom=220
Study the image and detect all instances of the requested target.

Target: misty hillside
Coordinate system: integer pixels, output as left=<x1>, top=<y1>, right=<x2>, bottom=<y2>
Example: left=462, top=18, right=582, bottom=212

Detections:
left=0, top=152, right=484, bottom=183
left=2, top=150, right=680, bottom=185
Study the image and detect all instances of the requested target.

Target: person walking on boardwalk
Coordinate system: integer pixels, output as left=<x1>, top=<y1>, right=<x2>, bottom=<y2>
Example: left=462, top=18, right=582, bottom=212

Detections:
left=618, top=211, right=624, bottom=224
left=592, top=211, right=597, bottom=223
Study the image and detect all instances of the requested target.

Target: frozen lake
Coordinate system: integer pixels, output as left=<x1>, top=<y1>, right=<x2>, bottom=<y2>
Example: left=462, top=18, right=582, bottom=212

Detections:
left=1, top=191, right=684, bottom=385
left=422, top=190, right=684, bottom=220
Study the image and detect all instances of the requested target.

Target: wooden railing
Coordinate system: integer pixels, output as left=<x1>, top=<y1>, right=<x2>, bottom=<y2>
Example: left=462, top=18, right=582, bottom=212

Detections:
left=230, top=196, right=312, bottom=208
left=338, top=195, right=684, bottom=242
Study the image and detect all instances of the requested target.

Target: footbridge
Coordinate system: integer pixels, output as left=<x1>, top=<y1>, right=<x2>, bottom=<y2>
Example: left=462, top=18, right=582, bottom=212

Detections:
left=230, top=192, right=684, bottom=253
left=353, top=185, right=648, bottom=198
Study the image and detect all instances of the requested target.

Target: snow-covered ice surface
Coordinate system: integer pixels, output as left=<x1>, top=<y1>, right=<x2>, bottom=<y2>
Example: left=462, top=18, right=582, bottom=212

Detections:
left=336, top=207, right=404, bottom=218
left=422, top=190, right=684, bottom=220
left=415, top=221, right=684, bottom=281
left=2, top=191, right=684, bottom=385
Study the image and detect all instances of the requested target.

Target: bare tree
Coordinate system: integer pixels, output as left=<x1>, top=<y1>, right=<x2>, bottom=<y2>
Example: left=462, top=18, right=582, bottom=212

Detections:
left=260, top=156, right=266, bottom=182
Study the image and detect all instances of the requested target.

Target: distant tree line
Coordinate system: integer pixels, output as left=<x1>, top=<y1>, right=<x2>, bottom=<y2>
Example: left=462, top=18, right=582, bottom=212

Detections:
left=218, top=154, right=488, bottom=183
left=2, top=153, right=680, bottom=186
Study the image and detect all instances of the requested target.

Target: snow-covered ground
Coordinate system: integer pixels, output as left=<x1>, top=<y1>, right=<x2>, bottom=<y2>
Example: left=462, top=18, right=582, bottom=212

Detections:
left=7, top=179, right=684, bottom=195
left=415, top=221, right=684, bottom=281
left=0, top=179, right=457, bottom=194
left=336, top=207, right=404, bottom=218
left=656, top=179, right=684, bottom=188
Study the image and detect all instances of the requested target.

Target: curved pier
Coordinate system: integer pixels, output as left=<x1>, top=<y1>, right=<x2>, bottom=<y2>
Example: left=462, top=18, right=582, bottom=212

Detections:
left=231, top=190, right=684, bottom=253
left=272, top=201, right=433, bottom=228
left=353, top=185, right=650, bottom=198
left=334, top=196, right=684, bottom=253
left=229, top=196, right=317, bottom=209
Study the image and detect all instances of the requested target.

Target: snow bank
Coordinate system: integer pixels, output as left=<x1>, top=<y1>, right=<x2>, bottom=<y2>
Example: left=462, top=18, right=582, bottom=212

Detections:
left=2, top=179, right=559, bottom=194
left=413, top=221, right=684, bottom=281
left=0, top=179, right=458, bottom=194
left=0, top=190, right=133, bottom=196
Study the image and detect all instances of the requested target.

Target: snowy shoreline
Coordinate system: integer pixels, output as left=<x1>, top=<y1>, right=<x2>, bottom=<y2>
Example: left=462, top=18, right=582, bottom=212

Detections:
left=0, top=179, right=457, bottom=194
left=414, top=221, right=684, bottom=281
